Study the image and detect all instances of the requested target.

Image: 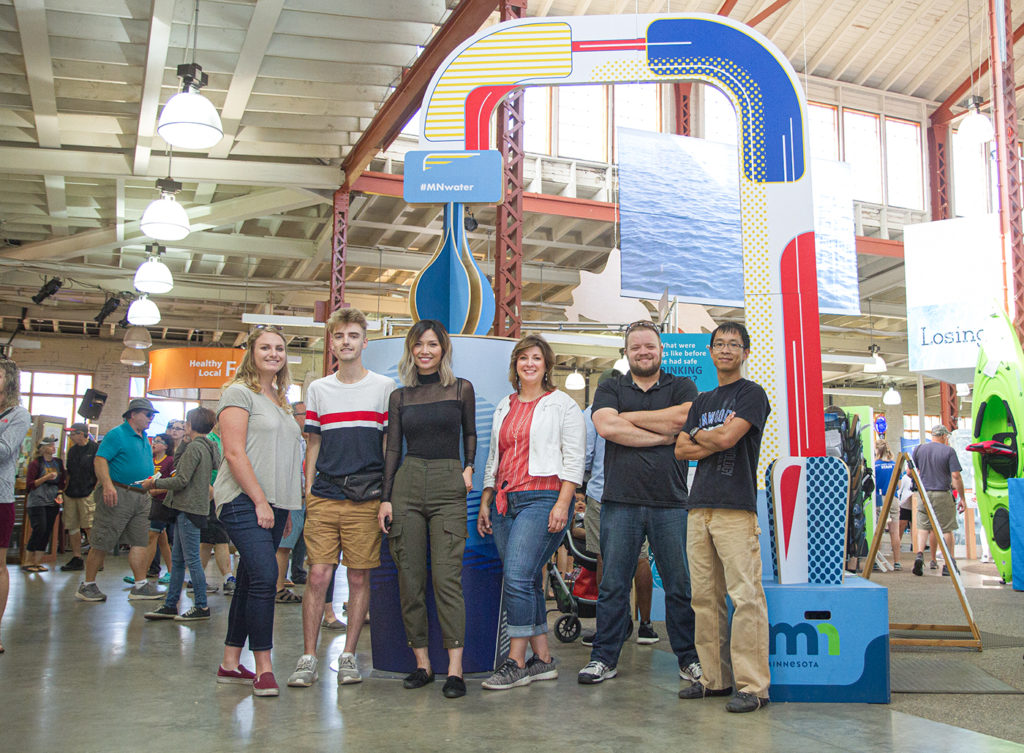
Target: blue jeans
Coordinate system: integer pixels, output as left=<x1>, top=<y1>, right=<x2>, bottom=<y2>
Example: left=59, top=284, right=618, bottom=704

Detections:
left=164, top=512, right=206, bottom=609
left=491, top=490, right=567, bottom=638
left=592, top=500, right=697, bottom=668
left=219, top=494, right=290, bottom=652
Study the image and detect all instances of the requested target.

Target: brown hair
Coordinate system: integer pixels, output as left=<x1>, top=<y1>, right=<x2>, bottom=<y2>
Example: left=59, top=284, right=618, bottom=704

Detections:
left=875, top=440, right=893, bottom=461
left=326, top=307, right=368, bottom=335
left=398, top=319, right=455, bottom=388
left=186, top=406, right=216, bottom=434
left=507, top=334, right=556, bottom=393
left=225, top=326, right=291, bottom=407
left=0, top=359, right=21, bottom=412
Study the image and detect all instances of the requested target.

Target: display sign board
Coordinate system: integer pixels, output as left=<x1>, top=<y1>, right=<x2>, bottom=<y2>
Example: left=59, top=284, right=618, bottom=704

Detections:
left=403, top=150, right=503, bottom=204
left=659, top=333, right=716, bottom=392
left=904, top=214, right=1007, bottom=384
left=147, top=348, right=245, bottom=397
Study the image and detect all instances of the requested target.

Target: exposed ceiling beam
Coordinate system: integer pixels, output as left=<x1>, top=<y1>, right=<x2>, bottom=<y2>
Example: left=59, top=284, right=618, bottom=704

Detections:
left=825, top=1, right=902, bottom=82
left=340, top=0, right=498, bottom=190
left=877, top=2, right=961, bottom=93
left=746, top=1, right=797, bottom=28
left=852, top=0, right=935, bottom=88
left=132, top=0, right=175, bottom=175
left=859, top=265, right=906, bottom=298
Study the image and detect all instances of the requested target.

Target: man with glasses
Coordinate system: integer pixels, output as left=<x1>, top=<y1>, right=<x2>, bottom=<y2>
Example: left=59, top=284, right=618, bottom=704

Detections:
left=60, top=423, right=98, bottom=571
left=578, top=319, right=701, bottom=688
left=675, top=322, right=771, bottom=713
left=76, top=398, right=166, bottom=602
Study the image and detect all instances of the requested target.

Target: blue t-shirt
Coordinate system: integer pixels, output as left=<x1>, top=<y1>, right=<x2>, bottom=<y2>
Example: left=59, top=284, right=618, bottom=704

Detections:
left=97, top=421, right=153, bottom=486
left=874, top=459, right=896, bottom=506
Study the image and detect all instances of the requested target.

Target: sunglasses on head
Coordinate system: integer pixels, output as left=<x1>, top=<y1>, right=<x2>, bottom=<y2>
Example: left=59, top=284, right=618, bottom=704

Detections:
left=624, top=320, right=660, bottom=337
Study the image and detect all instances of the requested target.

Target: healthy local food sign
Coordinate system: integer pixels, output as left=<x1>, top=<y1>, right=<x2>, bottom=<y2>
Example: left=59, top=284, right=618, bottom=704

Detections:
left=148, top=348, right=245, bottom=395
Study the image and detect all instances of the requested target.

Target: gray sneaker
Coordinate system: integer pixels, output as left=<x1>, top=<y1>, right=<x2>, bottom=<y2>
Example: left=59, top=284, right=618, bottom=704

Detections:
left=577, top=660, right=617, bottom=684
left=482, top=658, right=531, bottom=690
left=525, top=654, right=559, bottom=682
left=128, top=581, right=165, bottom=600
left=287, top=654, right=319, bottom=687
left=679, top=661, right=703, bottom=683
left=222, top=577, right=236, bottom=595
left=75, top=582, right=107, bottom=602
left=337, top=652, right=362, bottom=684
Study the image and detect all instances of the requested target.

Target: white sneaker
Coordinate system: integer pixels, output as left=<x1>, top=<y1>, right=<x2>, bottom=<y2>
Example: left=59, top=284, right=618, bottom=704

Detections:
left=337, top=652, right=362, bottom=684
left=679, top=661, right=703, bottom=683
left=577, top=660, right=617, bottom=684
left=287, top=654, right=318, bottom=687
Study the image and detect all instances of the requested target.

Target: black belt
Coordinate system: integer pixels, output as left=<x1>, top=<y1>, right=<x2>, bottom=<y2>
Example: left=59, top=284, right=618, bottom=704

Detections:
left=112, top=481, right=145, bottom=492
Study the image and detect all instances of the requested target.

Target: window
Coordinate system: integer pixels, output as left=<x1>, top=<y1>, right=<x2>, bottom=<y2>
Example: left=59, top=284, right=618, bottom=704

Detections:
left=702, top=85, right=737, bottom=145
left=842, top=109, right=883, bottom=204
left=523, top=86, right=551, bottom=155
left=130, top=377, right=199, bottom=435
left=807, top=103, right=839, bottom=161
left=952, top=127, right=991, bottom=217
left=19, top=371, right=93, bottom=427
left=885, top=117, right=924, bottom=209
left=613, top=83, right=660, bottom=159
left=557, top=85, right=607, bottom=161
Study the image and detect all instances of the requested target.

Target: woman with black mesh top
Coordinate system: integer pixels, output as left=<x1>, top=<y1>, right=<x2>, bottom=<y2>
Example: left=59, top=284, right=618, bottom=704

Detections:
left=377, top=320, right=476, bottom=699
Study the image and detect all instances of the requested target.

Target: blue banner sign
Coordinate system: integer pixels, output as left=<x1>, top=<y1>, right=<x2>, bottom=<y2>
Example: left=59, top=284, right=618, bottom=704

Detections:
left=404, top=150, right=503, bottom=204
left=660, top=333, right=717, bottom=393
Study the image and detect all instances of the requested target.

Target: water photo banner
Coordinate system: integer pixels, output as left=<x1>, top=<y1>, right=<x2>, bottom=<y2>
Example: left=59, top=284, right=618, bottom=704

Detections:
left=617, top=127, right=859, bottom=315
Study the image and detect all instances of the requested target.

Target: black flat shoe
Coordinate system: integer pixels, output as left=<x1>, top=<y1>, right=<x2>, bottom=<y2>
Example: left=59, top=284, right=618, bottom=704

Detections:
left=403, top=667, right=435, bottom=689
left=442, top=675, right=466, bottom=698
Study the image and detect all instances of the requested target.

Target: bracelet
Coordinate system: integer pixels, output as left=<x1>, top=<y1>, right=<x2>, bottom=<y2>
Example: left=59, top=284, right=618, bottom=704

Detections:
left=689, top=426, right=701, bottom=439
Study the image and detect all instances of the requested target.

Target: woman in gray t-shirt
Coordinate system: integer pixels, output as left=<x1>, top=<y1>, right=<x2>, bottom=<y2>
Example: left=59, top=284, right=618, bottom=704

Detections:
left=0, top=358, right=32, bottom=654
left=214, top=327, right=302, bottom=697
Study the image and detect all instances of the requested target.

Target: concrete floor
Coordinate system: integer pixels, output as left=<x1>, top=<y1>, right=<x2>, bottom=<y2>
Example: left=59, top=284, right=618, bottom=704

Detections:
left=3, top=559, right=1024, bottom=753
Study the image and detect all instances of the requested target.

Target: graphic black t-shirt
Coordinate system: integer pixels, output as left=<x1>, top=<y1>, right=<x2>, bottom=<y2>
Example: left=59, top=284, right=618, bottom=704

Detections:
left=683, top=378, right=771, bottom=511
left=593, top=370, right=697, bottom=507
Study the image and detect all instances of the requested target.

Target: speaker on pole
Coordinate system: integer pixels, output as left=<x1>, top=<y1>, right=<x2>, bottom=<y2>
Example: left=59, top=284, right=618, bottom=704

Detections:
left=77, top=389, right=108, bottom=420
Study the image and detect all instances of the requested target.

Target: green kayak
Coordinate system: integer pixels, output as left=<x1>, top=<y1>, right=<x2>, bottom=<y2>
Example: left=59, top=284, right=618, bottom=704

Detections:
left=970, top=310, right=1022, bottom=584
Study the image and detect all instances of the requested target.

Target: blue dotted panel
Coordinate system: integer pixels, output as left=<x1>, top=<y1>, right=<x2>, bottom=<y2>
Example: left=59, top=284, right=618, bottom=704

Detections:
left=806, top=456, right=849, bottom=584
left=764, top=460, right=777, bottom=579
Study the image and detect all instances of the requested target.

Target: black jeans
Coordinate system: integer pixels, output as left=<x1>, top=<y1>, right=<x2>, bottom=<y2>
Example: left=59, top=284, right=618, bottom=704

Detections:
left=26, top=505, right=59, bottom=552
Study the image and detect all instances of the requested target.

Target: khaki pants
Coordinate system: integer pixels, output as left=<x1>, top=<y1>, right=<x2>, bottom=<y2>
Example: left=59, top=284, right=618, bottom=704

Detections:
left=388, top=458, right=467, bottom=649
left=687, top=507, right=770, bottom=697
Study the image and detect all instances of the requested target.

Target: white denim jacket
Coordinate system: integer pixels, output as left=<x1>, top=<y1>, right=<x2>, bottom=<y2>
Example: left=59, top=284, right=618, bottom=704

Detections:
left=483, top=389, right=586, bottom=490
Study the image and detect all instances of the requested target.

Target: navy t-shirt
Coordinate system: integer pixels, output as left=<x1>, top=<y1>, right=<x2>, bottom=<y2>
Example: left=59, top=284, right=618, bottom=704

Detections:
left=593, top=370, right=697, bottom=508
left=683, top=378, right=771, bottom=512
left=874, top=459, right=896, bottom=505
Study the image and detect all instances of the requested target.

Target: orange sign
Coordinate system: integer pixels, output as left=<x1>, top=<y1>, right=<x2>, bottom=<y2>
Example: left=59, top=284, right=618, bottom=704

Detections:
left=147, top=347, right=245, bottom=395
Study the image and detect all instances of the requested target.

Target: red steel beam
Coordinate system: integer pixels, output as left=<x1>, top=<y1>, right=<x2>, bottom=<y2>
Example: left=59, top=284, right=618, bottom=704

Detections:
left=748, top=0, right=798, bottom=27
left=339, top=0, right=498, bottom=191
left=716, top=0, right=740, bottom=16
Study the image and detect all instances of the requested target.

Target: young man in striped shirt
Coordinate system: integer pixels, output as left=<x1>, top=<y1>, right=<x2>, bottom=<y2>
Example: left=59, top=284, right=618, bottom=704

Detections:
left=288, top=308, right=396, bottom=688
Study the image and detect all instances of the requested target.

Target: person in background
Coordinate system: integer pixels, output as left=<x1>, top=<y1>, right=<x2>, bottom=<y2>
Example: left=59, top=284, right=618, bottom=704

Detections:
left=214, top=326, right=302, bottom=697
left=142, top=407, right=221, bottom=622
left=377, top=320, right=476, bottom=699
left=286, top=402, right=308, bottom=587
left=76, top=398, right=165, bottom=603
left=200, top=423, right=234, bottom=595
left=911, top=425, right=966, bottom=577
left=477, top=334, right=585, bottom=691
left=888, top=469, right=915, bottom=571
left=0, top=359, right=32, bottom=653
left=23, top=440, right=66, bottom=572
left=166, top=419, right=186, bottom=453
left=133, top=433, right=174, bottom=585
left=287, top=308, right=394, bottom=689
left=60, top=423, right=98, bottom=572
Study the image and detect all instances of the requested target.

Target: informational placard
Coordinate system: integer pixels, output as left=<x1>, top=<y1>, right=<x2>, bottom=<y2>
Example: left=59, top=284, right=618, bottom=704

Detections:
left=904, top=214, right=1007, bottom=384
left=659, top=333, right=716, bottom=392
left=403, top=150, right=503, bottom=204
left=147, top=347, right=244, bottom=397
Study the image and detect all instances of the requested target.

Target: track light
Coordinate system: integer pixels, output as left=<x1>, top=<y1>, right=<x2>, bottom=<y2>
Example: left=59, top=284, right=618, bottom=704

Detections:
left=31, top=277, right=62, bottom=305
left=94, top=296, right=121, bottom=325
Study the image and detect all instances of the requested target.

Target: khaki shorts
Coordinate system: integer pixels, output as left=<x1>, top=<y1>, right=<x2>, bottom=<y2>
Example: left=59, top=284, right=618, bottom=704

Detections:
left=91, top=486, right=150, bottom=551
left=62, top=494, right=96, bottom=532
left=918, top=490, right=958, bottom=533
left=304, top=493, right=381, bottom=570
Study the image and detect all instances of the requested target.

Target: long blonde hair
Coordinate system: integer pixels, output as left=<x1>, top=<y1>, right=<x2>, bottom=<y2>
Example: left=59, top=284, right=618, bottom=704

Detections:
left=398, top=320, right=455, bottom=387
left=225, top=327, right=291, bottom=407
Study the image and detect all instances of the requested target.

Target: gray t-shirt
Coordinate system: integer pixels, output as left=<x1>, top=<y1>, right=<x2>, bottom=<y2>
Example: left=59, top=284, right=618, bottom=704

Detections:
left=213, top=383, right=302, bottom=513
left=0, top=406, right=31, bottom=505
left=912, top=440, right=962, bottom=491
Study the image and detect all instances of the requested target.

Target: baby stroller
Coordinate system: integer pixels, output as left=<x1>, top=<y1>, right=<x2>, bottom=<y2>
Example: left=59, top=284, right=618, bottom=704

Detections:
left=547, top=524, right=598, bottom=643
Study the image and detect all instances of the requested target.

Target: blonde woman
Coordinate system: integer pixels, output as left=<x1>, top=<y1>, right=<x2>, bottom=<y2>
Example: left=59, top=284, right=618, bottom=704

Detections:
left=477, top=334, right=585, bottom=690
left=213, top=326, right=302, bottom=697
left=378, top=319, right=476, bottom=699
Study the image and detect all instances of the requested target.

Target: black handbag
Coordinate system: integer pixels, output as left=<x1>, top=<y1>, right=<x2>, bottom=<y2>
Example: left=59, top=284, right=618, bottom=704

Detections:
left=323, top=470, right=382, bottom=502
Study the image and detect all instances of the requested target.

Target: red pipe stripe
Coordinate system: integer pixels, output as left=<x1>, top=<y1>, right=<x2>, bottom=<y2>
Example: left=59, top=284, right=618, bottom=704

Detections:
left=571, top=38, right=646, bottom=52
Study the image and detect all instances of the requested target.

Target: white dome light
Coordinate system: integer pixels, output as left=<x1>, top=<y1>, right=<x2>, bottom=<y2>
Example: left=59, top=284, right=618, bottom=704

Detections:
left=140, top=193, right=190, bottom=241
left=123, top=325, right=152, bottom=349
left=119, top=347, right=147, bottom=367
left=134, top=257, right=174, bottom=294
left=957, top=106, right=995, bottom=146
left=128, top=296, right=161, bottom=326
left=158, top=89, right=224, bottom=150
left=956, top=383, right=971, bottom=397
left=565, top=370, right=586, bottom=390
left=882, top=386, right=901, bottom=406
left=613, top=357, right=629, bottom=374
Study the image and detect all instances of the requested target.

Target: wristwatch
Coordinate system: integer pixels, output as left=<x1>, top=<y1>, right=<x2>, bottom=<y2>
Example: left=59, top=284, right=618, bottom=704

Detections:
left=689, top=426, right=701, bottom=439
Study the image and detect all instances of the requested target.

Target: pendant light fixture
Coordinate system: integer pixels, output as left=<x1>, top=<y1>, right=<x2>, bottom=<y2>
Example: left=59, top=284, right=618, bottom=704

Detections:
left=863, top=298, right=887, bottom=373
left=128, top=295, right=161, bottom=326
left=123, top=326, right=153, bottom=350
left=156, top=2, right=223, bottom=150
left=565, top=370, right=586, bottom=390
left=140, top=176, right=190, bottom=241
left=957, top=0, right=994, bottom=145
left=133, top=244, right=174, bottom=294
left=882, top=384, right=901, bottom=406
left=119, top=348, right=147, bottom=367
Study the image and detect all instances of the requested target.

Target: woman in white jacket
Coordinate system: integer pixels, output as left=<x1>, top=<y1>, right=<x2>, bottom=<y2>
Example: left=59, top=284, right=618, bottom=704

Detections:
left=477, top=334, right=585, bottom=691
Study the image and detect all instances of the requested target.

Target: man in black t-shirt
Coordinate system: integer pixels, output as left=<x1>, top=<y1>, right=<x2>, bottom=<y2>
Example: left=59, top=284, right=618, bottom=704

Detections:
left=676, top=322, right=771, bottom=714
left=577, top=320, right=700, bottom=687
left=60, top=423, right=98, bottom=571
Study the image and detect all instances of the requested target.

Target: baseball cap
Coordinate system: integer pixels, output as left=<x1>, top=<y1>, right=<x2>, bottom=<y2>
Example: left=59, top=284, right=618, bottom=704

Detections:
left=930, top=425, right=951, bottom=436
left=67, top=422, right=89, bottom=434
left=122, top=397, right=158, bottom=420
